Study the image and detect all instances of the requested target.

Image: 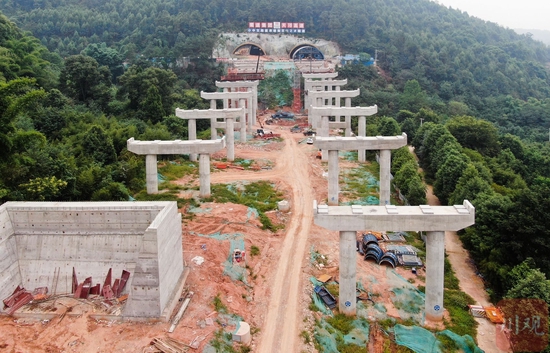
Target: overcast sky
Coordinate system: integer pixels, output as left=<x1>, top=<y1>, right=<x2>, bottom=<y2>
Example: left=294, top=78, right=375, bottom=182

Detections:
left=433, top=0, right=550, bottom=31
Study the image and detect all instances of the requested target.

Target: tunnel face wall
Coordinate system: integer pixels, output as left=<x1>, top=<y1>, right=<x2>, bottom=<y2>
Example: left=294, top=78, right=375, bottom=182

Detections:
left=0, top=201, right=184, bottom=319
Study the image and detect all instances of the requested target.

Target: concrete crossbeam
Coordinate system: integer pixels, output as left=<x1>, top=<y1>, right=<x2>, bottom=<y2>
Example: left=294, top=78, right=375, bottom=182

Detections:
left=308, top=89, right=360, bottom=101
left=175, top=108, right=244, bottom=120
left=314, top=134, right=407, bottom=150
left=313, top=201, right=475, bottom=232
left=305, top=79, right=348, bottom=87
left=200, top=91, right=253, bottom=100
left=127, top=137, right=226, bottom=155
left=215, top=81, right=259, bottom=88
left=302, top=72, right=339, bottom=79
left=310, top=106, right=378, bottom=118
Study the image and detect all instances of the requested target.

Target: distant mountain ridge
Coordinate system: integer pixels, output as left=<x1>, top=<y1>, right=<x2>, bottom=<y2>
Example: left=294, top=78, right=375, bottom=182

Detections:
left=514, top=28, right=550, bottom=46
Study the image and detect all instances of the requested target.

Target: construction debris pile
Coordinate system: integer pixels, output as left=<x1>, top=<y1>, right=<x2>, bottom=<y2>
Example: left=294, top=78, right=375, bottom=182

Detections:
left=1, top=267, right=131, bottom=317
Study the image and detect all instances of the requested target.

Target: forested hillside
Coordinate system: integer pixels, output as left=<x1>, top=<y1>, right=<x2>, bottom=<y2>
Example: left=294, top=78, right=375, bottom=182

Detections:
left=3, top=0, right=550, bottom=140
left=2, top=0, right=550, bottom=314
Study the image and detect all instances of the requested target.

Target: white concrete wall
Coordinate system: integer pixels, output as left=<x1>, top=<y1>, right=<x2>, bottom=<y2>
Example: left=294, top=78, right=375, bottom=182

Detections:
left=124, top=202, right=183, bottom=317
left=0, top=205, right=20, bottom=301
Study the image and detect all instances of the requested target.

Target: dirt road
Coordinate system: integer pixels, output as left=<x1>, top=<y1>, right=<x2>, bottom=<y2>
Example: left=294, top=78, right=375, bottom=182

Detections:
left=211, top=128, right=315, bottom=353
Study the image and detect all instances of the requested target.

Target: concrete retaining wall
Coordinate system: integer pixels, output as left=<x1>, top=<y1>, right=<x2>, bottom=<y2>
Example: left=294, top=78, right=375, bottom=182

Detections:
left=0, top=202, right=184, bottom=319
left=0, top=204, right=20, bottom=301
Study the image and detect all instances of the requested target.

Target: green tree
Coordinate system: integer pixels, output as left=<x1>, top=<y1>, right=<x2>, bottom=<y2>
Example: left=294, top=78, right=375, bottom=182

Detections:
left=59, top=54, right=111, bottom=108
left=118, top=65, right=177, bottom=117
left=377, top=116, right=400, bottom=136
left=399, top=79, right=427, bottom=112
left=446, top=116, right=500, bottom=157
left=19, top=176, right=68, bottom=201
left=81, top=125, right=117, bottom=165
left=142, top=85, right=164, bottom=123
left=434, top=153, right=469, bottom=204
left=0, top=78, right=46, bottom=161
left=506, top=259, right=550, bottom=304
left=449, top=164, right=493, bottom=205
left=82, top=43, right=124, bottom=81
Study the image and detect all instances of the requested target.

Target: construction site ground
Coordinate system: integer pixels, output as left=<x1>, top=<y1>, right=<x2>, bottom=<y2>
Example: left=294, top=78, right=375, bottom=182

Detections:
left=0, top=112, right=501, bottom=352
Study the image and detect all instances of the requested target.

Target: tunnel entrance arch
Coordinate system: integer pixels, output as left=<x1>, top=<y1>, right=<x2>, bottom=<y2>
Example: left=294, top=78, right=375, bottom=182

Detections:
left=232, top=43, right=266, bottom=56
left=290, top=44, right=324, bottom=60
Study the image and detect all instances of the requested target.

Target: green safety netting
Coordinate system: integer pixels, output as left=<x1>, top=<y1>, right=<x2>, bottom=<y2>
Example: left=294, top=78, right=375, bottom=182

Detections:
left=394, top=324, right=442, bottom=353
left=438, top=329, right=484, bottom=353
left=223, top=237, right=248, bottom=284
left=314, top=317, right=369, bottom=353
left=386, top=268, right=426, bottom=323
left=394, top=325, right=484, bottom=353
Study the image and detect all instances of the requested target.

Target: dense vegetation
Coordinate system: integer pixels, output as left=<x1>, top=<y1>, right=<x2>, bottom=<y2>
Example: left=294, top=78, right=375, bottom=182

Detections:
left=1, top=0, right=550, bottom=331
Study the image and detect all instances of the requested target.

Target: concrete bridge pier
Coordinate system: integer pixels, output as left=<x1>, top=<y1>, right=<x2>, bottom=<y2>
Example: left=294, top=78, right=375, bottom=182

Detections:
left=328, top=150, right=339, bottom=205
left=313, top=201, right=475, bottom=319
left=345, top=98, right=352, bottom=137
left=320, top=116, right=330, bottom=161
left=239, top=98, right=247, bottom=142
left=199, top=154, right=212, bottom=197
left=146, top=154, right=158, bottom=194
left=379, top=149, right=391, bottom=205
left=339, top=230, right=357, bottom=315
left=127, top=137, right=226, bottom=196
left=358, top=116, right=366, bottom=162
left=425, top=231, right=445, bottom=321
left=226, top=117, right=235, bottom=161
left=188, top=119, right=198, bottom=162
left=314, top=134, right=407, bottom=206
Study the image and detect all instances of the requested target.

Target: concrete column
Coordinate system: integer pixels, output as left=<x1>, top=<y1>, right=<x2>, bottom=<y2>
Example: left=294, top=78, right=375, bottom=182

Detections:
left=211, top=118, right=218, bottom=140
left=210, top=99, right=217, bottom=140
left=321, top=116, right=330, bottom=161
left=199, top=154, right=211, bottom=198
left=226, top=117, right=235, bottom=161
left=146, top=154, right=158, bottom=194
left=345, top=98, right=351, bottom=137
left=247, top=98, right=254, bottom=130
left=252, top=86, right=258, bottom=124
left=239, top=98, right=247, bottom=143
left=339, top=230, right=357, bottom=316
left=358, top=116, right=366, bottom=162
left=188, top=119, right=197, bottom=162
left=223, top=88, right=228, bottom=109
left=379, top=149, right=391, bottom=205
left=425, top=231, right=445, bottom=321
left=328, top=150, right=339, bottom=205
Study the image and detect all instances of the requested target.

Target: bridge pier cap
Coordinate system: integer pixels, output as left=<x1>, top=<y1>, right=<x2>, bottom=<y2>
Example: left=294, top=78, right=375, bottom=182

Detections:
left=312, top=200, right=475, bottom=232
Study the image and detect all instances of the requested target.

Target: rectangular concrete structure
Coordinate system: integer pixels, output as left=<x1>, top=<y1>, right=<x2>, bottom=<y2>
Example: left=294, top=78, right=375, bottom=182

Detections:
left=314, top=134, right=407, bottom=151
left=127, top=138, right=226, bottom=155
left=0, top=201, right=184, bottom=320
left=313, top=201, right=475, bottom=232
